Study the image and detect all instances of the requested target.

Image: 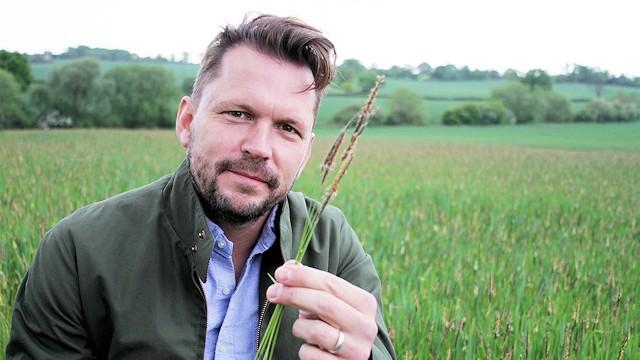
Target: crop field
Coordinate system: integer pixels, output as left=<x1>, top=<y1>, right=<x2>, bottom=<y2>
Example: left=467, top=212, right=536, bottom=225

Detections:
left=1, top=125, right=638, bottom=358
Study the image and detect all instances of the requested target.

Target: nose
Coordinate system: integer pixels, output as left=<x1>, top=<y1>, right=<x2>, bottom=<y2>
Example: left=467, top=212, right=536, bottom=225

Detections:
left=240, top=121, right=272, bottom=160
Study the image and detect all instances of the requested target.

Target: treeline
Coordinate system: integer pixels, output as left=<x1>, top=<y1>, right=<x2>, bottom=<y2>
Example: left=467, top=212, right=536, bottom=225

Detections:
left=1, top=50, right=181, bottom=129
left=28, top=45, right=191, bottom=64
left=330, top=69, right=640, bottom=126
left=335, top=59, right=640, bottom=94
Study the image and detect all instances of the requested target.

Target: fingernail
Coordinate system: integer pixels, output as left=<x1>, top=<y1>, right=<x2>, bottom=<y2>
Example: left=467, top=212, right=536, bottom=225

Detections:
left=275, top=267, right=289, bottom=282
left=267, top=284, right=282, bottom=300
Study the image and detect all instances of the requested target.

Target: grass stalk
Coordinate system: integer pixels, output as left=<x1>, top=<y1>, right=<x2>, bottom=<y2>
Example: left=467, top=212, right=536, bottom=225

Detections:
left=255, top=76, right=384, bottom=360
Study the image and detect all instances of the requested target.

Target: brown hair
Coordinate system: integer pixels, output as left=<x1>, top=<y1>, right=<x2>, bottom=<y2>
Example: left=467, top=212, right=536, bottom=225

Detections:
left=192, top=14, right=336, bottom=115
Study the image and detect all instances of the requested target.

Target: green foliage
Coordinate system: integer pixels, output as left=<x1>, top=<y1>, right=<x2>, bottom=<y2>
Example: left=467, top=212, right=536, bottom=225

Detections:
left=521, top=69, right=552, bottom=91
left=330, top=104, right=362, bottom=125
left=382, top=88, right=425, bottom=125
left=182, top=76, right=195, bottom=95
left=105, top=65, right=179, bottom=128
left=573, top=96, right=640, bottom=123
left=0, top=69, right=32, bottom=128
left=543, top=91, right=572, bottom=123
left=335, top=59, right=378, bottom=94
left=0, top=50, right=33, bottom=90
left=45, top=58, right=113, bottom=126
left=442, top=102, right=510, bottom=125
left=492, top=83, right=572, bottom=124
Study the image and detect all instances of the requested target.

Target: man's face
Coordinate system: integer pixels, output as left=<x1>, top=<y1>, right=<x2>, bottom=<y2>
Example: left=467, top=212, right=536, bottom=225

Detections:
left=176, top=45, right=316, bottom=224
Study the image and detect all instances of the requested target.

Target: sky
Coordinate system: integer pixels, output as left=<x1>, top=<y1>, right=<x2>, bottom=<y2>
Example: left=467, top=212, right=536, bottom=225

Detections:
left=1, top=0, right=639, bottom=76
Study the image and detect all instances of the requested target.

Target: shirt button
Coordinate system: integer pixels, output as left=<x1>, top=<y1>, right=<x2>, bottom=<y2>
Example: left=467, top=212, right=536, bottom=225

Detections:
left=217, top=241, right=226, bottom=249
left=222, top=288, right=230, bottom=295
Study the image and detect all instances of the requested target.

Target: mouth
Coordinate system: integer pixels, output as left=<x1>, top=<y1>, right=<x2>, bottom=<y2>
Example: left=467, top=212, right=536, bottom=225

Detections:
left=227, top=170, right=267, bottom=184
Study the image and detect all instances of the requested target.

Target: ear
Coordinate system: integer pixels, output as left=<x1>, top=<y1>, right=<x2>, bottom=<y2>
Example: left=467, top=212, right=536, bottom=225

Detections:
left=296, top=133, right=315, bottom=179
left=175, top=96, right=195, bottom=148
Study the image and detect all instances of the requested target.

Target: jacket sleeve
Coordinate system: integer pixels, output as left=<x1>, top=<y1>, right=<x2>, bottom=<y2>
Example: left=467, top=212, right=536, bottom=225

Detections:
left=7, top=228, right=96, bottom=359
left=335, top=220, right=397, bottom=360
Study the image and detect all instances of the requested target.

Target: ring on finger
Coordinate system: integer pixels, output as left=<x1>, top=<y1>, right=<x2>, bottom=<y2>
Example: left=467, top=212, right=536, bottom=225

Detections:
left=328, top=329, right=345, bottom=354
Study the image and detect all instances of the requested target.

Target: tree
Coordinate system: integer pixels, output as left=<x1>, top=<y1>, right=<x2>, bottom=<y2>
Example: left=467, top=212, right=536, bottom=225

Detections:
left=442, top=102, right=510, bottom=126
left=0, top=50, right=33, bottom=90
left=521, top=69, right=552, bottom=91
left=0, top=69, right=32, bottom=128
left=503, top=68, right=520, bottom=80
left=335, top=59, right=366, bottom=92
left=182, top=76, right=195, bottom=95
left=431, top=65, right=461, bottom=80
left=356, top=71, right=377, bottom=94
left=46, top=58, right=112, bottom=126
left=105, top=64, right=179, bottom=128
left=492, top=83, right=572, bottom=124
left=417, top=62, right=432, bottom=79
left=383, top=88, right=425, bottom=125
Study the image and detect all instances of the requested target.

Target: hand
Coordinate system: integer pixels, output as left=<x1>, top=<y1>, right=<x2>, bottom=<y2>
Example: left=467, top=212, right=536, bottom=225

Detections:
left=266, top=260, right=378, bottom=359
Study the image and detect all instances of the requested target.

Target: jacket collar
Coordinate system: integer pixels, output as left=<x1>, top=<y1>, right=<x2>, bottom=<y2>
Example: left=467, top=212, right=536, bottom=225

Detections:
left=162, top=159, right=295, bottom=282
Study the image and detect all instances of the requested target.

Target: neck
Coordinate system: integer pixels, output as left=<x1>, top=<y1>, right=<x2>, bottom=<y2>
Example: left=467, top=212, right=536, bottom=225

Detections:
left=216, top=214, right=269, bottom=250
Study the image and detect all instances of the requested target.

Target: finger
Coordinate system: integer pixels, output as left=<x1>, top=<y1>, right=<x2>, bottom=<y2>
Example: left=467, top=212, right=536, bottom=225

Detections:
left=299, top=309, right=321, bottom=320
left=293, top=318, right=344, bottom=352
left=274, top=263, right=377, bottom=317
left=298, top=343, right=339, bottom=360
left=267, top=284, right=363, bottom=332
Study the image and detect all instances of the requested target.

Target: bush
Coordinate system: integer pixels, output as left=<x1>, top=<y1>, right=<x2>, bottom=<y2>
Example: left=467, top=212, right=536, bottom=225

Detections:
left=542, top=91, right=572, bottom=123
left=330, top=104, right=362, bottom=125
left=492, top=83, right=572, bottom=124
left=105, top=65, right=179, bottom=128
left=442, top=102, right=510, bottom=125
left=574, top=98, right=640, bottom=123
left=0, top=69, right=32, bottom=128
left=383, top=88, right=425, bottom=125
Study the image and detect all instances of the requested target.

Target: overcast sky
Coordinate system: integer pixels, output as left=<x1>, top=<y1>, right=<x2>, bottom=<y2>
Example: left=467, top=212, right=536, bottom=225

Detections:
left=2, top=0, right=638, bottom=76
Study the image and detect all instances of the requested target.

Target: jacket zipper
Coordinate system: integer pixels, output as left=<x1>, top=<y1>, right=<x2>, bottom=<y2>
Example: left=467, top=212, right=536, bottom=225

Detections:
left=256, top=299, right=270, bottom=351
left=191, top=245, right=208, bottom=342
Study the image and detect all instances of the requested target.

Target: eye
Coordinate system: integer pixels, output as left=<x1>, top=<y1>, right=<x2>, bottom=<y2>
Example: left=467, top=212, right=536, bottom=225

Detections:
left=280, top=123, right=300, bottom=135
left=226, top=111, right=250, bottom=119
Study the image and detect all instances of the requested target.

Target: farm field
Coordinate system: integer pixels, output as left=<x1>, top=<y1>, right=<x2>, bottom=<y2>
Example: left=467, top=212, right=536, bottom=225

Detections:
left=1, top=125, right=639, bottom=358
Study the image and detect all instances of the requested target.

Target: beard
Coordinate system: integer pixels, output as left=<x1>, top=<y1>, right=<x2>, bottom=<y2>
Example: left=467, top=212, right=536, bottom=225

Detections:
left=187, top=145, right=286, bottom=225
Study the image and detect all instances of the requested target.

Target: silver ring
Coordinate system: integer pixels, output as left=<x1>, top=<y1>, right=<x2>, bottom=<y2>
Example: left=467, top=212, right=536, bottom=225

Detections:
left=328, top=329, right=345, bottom=354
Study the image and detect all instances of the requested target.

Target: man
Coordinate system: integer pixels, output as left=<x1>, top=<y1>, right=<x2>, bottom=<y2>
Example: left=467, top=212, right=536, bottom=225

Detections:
left=8, top=15, right=396, bottom=359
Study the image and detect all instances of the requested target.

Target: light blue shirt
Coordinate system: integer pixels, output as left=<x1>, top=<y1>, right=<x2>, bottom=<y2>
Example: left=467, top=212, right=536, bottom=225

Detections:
left=202, top=206, right=278, bottom=360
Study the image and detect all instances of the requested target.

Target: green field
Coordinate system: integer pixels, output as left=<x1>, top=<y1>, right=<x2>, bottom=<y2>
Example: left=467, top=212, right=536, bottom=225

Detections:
left=1, top=125, right=639, bottom=358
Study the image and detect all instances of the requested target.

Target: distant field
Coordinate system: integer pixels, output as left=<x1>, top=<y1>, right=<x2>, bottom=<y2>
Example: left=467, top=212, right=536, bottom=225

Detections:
left=313, top=122, right=640, bottom=152
left=1, top=125, right=638, bottom=357
left=30, top=60, right=640, bottom=123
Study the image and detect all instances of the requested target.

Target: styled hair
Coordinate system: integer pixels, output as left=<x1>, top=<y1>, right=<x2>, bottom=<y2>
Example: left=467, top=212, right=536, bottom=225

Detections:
left=191, top=14, right=336, bottom=115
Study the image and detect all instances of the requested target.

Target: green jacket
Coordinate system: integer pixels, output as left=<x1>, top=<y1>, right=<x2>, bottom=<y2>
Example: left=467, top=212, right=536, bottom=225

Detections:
left=8, top=160, right=396, bottom=359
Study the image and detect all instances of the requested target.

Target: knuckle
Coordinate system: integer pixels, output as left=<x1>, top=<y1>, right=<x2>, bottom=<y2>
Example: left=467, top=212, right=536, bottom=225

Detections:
left=307, top=326, right=324, bottom=345
left=364, top=321, right=378, bottom=340
left=364, top=293, right=378, bottom=314
left=325, top=276, right=340, bottom=295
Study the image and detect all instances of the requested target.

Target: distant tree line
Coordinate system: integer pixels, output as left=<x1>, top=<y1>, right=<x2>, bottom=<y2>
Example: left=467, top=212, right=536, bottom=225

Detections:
left=334, top=59, right=640, bottom=95
left=29, top=45, right=192, bottom=64
left=444, top=71, right=640, bottom=125
left=1, top=51, right=181, bottom=129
